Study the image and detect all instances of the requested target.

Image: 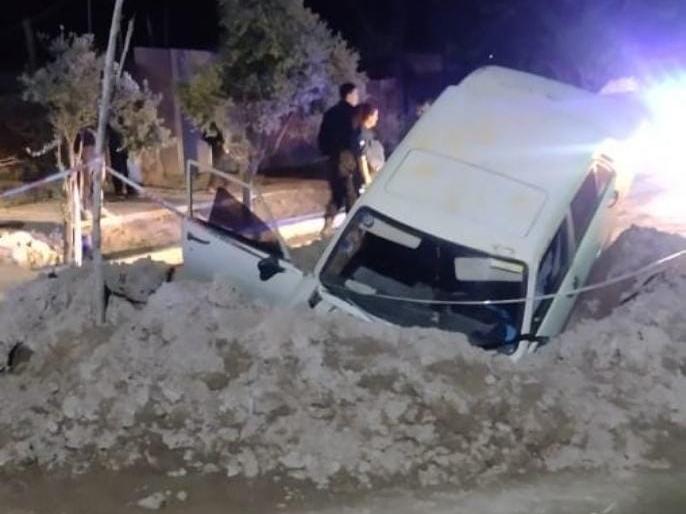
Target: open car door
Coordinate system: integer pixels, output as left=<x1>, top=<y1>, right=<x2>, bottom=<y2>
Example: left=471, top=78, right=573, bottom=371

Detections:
left=182, top=162, right=305, bottom=306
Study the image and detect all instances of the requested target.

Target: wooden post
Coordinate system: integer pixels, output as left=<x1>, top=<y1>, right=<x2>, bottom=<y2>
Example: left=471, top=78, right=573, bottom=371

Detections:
left=73, top=178, right=83, bottom=266
left=92, top=0, right=125, bottom=324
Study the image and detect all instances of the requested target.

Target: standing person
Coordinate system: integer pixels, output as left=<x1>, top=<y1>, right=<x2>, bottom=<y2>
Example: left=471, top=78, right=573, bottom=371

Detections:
left=75, top=128, right=96, bottom=214
left=318, top=83, right=359, bottom=236
left=203, top=123, right=229, bottom=192
left=108, top=127, right=132, bottom=199
left=351, top=102, right=383, bottom=193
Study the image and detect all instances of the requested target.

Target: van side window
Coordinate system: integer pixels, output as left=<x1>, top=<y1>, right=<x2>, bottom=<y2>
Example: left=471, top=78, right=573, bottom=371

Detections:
left=532, top=220, right=570, bottom=331
left=570, top=171, right=599, bottom=244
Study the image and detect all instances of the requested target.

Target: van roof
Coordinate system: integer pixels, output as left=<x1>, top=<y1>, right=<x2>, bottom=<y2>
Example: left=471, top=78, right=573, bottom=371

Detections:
left=357, top=66, right=646, bottom=263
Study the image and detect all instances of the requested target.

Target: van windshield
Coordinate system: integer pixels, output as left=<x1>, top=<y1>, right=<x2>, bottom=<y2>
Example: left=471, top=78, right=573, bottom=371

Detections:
left=320, top=209, right=527, bottom=351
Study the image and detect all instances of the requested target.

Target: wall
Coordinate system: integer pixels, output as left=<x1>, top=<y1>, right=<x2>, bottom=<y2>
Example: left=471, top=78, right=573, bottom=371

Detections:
left=132, top=47, right=212, bottom=187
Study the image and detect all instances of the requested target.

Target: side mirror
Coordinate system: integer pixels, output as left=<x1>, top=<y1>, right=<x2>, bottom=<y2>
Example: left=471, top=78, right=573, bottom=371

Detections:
left=257, top=255, right=285, bottom=281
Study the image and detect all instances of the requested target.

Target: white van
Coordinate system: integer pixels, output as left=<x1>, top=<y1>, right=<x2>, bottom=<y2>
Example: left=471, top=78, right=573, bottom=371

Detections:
left=182, top=66, right=646, bottom=354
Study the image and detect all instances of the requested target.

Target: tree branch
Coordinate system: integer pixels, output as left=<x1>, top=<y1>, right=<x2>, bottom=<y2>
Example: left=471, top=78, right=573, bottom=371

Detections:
left=116, top=16, right=136, bottom=82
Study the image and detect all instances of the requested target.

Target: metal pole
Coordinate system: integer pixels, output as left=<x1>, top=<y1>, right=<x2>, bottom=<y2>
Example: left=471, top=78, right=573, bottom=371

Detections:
left=186, top=160, right=193, bottom=217
left=92, top=0, right=125, bottom=324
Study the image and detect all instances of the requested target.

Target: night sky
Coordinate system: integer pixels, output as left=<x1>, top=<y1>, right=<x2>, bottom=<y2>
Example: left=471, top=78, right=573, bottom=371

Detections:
left=0, top=0, right=509, bottom=67
left=2, top=0, right=686, bottom=85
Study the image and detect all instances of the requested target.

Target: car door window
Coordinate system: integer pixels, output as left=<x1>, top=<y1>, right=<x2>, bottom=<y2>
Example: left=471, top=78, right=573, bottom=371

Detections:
left=570, top=171, right=599, bottom=245
left=532, top=219, right=571, bottom=332
left=200, top=187, right=284, bottom=257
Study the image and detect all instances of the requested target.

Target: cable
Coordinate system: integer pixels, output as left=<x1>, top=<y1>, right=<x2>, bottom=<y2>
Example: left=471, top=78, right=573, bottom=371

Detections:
left=0, top=167, right=76, bottom=200
left=323, top=249, right=686, bottom=306
left=4, top=162, right=685, bottom=310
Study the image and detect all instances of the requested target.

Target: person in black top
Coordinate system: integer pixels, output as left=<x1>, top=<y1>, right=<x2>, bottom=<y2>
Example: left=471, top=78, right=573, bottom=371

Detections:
left=108, top=127, right=132, bottom=199
left=350, top=102, right=382, bottom=193
left=318, top=83, right=359, bottom=235
left=74, top=128, right=96, bottom=212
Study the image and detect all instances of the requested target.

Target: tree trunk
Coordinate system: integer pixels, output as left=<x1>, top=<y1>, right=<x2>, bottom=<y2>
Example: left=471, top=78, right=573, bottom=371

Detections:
left=270, top=113, right=294, bottom=157
left=242, top=137, right=266, bottom=211
left=67, top=145, right=82, bottom=266
left=62, top=181, right=74, bottom=264
left=60, top=143, right=75, bottom=265
left=55, top=143, right=70, bottom=264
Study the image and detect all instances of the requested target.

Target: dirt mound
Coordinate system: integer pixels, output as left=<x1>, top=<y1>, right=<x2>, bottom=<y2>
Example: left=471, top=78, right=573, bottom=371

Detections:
left=0, top=229, right=684, bottom=490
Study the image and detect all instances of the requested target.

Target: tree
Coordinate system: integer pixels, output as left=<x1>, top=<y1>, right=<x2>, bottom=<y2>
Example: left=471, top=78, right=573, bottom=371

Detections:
left=110, top=72, right=173, bottom=158
left=179, top=0, right=366, bottom=198
left=20, top=32, right=100, bottom=264
left=20, top=31, right=171, bottom=263
left=21, top=32, right=101, bottom=173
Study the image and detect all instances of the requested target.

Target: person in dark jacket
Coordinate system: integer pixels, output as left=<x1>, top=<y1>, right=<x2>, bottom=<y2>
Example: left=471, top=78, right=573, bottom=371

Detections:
left=350, top=102, right=382, bottom=192
left=318, top=82, right=359, bottom=235
left=74, top=128, right=96, bottom=212
left=108, top=127, right=132, bottom=199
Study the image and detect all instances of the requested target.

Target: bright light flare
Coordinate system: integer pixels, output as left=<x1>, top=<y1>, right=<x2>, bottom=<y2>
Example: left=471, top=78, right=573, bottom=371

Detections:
left=611, top=76, right=686, bottom=225
left=639, top=78, right=686, bottom=186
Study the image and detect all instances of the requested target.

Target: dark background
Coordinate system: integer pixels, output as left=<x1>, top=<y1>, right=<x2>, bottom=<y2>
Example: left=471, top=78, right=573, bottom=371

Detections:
left=2, top=0, right=686, bottom=87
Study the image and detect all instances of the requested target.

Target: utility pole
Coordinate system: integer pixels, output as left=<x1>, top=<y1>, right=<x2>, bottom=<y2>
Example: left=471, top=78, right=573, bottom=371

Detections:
left=87, top=0, right=93, bottom=33
left=92, top=0, right=125, bottom=324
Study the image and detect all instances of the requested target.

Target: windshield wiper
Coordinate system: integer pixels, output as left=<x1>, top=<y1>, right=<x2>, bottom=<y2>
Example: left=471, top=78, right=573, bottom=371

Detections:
left=320, top=280, right=361, bottom=311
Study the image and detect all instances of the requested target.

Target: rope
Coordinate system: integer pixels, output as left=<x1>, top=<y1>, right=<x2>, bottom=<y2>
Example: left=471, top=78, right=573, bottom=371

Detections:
left=104, top=166, right=186, bottom=218
left=324, top=249, right=686, bottom=306
left=3, top=163, right=685, bottom=310
left=0, top=168, right=76, bottom=201
left=0, top=162, right=185, bottom=220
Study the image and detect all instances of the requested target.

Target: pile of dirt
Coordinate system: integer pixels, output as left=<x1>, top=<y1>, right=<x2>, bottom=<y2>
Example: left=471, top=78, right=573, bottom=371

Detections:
left=0, top=229, right=62, bottom=268
left=0, top=228, right=684, bottom=491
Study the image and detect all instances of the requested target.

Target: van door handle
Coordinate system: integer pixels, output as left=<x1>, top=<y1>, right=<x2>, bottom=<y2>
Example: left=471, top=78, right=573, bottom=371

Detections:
left=608, top=190, right=619, bottom=208
left=187, top=231, right=210, bottom=245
